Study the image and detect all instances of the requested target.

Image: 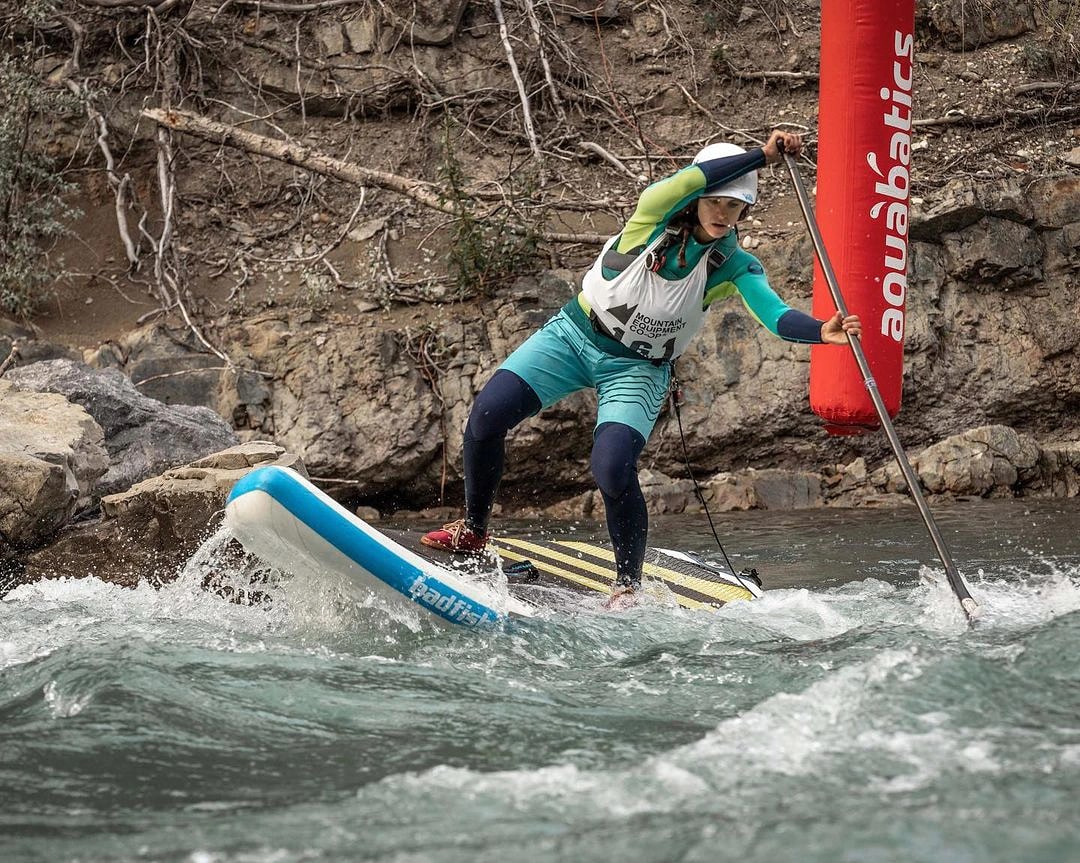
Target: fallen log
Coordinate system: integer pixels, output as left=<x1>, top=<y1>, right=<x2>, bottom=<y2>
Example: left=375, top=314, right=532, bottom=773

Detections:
left=143, top=107, right=454, bottom=214
left=141, top=107, right=608, bottom=244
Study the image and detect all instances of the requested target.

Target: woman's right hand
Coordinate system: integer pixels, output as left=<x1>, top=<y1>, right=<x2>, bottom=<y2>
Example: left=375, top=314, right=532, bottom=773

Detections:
left=762, top=130, right=802, bottom=163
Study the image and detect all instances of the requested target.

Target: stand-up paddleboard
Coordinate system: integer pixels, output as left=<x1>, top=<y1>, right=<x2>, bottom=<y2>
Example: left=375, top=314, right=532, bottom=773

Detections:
left=226, top=466, right=535, bottom=627
left=226, top=466, right=762, bottom=629
left=518, top=540, right=762, bottom=607
left=406, top=534, right=763, bottom=610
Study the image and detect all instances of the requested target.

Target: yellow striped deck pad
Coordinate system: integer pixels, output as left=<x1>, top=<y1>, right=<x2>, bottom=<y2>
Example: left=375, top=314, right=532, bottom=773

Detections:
left=489, top=537, right=755, bottom=607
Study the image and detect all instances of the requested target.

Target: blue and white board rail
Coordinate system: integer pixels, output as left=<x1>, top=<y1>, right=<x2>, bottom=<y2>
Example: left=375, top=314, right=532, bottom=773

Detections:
left=225, top=466, right=534, bottom=627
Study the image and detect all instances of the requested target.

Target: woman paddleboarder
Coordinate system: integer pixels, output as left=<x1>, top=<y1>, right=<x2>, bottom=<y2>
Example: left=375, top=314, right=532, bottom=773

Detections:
left=423, top=130, right=861, bottom=603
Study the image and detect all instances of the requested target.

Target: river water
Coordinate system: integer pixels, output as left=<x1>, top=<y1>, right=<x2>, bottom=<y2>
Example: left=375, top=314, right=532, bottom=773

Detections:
left=2, top=499, right=1079, bottom=862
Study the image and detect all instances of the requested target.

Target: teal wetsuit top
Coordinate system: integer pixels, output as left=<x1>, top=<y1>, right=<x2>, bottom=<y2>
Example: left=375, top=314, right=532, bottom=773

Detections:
left=566, top=148, right=824, bottom=353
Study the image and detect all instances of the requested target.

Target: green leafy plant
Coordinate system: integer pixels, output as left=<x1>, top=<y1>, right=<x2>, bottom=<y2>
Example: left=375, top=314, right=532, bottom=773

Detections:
left=438, top=117, right=539, bottom=300
left=0, top=8, right=80, bottom=318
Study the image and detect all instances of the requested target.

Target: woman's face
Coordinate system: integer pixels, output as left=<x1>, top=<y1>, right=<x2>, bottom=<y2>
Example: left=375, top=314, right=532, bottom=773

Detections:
left=695, top=196, right=746, bottom=240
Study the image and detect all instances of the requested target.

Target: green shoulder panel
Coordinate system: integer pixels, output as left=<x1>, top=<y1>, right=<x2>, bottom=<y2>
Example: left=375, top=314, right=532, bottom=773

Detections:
left=616, top=165, right=707, bottom=253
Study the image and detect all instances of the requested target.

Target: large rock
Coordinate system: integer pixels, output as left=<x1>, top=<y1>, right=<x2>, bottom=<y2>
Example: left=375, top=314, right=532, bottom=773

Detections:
left=5, top=359, right=239, bottom=496
left=88, top=323, right=234, bottom=404
left=910, top=177, right=1031, bottom=240
left=0, top=381, right=109, bottom=554
left=315, top=20, right=346, bottom=56
left=86, top=322, right=273, bottom=435
left=343, top=15, right=376, bottom=54
left=0, top=319, right=81, bottom=367
left=538, top=466, right=823, bottom=519
left=876, top=425, right=1040, bottom=497
left=704, top=468, right=823, bottom=511
left=640, top=469, right=699, bottom=514
left=538, top=469, right=701, bottom=518
left=20, top=442, right=306, bottom=588
left=408, top=0, right=471, bottom=45
left=898, top=175, right=1080, bottom=441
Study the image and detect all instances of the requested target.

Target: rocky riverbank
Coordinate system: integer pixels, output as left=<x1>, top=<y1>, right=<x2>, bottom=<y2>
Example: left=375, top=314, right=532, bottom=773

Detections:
left=2, top=358, right=1078, bottom=593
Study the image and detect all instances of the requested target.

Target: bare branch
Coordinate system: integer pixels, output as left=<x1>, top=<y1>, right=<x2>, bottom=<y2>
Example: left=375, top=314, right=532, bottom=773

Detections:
left=493, top=0, right=545, bottom=177
left=543, top=230, right=610, bottom=244
left=77, top=0, right=169, bottom=7
left=142, top=107, right=457, bottom=214
left=212, top=0, right=372, bottom=12
left=141, top=107, right=609, bottom=244
left=578, top=140, right=636, bottom=178
left=133, top=366, right=231, bottom=386
left=58, top=14, right=141, bottom=269
left=913, top=104, right=1080, bottom=129
left=523, top=0, right=568, bottom=127
left=728, top=69, right=819, bottom=82
left=1011, top=81, right=1080, bottom=97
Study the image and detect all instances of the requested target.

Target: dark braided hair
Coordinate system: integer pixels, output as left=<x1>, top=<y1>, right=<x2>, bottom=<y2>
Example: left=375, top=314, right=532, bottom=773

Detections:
left=673, top=204, right=698, bottom=268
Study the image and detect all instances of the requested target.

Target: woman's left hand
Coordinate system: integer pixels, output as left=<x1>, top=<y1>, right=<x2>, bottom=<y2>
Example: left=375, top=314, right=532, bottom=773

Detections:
left=763, top=130, right=802, bottom=163
left=820, top=311, right=862, bottom=345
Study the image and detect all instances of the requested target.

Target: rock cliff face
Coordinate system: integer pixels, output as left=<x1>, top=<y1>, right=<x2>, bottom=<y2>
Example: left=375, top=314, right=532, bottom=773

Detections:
left=904, top=176, right=1080, bottom=441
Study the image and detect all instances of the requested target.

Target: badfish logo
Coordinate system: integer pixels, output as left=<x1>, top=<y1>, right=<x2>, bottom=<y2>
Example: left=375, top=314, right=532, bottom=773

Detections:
left=866, top=29, right=914, bottom=343
left=408, top=575, right=491, bottom=626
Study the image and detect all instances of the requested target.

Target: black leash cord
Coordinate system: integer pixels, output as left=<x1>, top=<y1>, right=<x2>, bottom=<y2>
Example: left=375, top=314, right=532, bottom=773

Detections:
left=669, top=370, right=755, bottom=596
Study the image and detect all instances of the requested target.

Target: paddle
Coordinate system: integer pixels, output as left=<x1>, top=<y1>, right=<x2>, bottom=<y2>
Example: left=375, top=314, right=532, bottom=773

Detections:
left=780, top=145, right=980, bottom=623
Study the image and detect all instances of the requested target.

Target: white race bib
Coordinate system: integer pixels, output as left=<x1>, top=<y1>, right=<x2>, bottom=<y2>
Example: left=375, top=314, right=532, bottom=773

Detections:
left=582, top=234, right=712, bottom=361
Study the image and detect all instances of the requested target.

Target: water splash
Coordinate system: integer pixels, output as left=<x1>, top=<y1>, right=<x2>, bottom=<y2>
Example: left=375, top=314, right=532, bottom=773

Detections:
left=916, top=559, right=1080, bottom=631
left=175, top=523, right=450, bottom=639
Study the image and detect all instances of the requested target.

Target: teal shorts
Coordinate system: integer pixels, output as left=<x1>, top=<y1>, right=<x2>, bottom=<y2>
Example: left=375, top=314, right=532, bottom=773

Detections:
left=500, top=310, right=672, bottom=441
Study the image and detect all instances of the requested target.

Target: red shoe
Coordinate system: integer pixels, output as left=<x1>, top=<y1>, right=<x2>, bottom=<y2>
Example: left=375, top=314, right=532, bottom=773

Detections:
left=420, top=519, right=489, bottom=554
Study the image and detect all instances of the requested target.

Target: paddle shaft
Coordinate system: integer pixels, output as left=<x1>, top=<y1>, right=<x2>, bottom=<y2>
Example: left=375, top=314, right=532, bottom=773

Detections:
left=781, top=151, right=979, bottom=621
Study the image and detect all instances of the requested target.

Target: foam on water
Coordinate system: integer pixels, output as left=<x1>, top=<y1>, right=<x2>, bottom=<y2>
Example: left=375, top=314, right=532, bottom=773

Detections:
left=354, top=611, right=1068, bottom=855
left=4, top=538, right=1076, bottom=683
left=333, top=561, right=1080, bottom=845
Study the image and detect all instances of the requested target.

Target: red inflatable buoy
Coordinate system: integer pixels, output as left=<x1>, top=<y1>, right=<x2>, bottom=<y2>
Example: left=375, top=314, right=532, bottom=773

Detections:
left=809, top=0, right=914, bottom=434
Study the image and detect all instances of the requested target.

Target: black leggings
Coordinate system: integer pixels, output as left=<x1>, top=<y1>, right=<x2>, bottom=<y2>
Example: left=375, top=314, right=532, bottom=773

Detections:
left=464, top=369, right=648, bottom=586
